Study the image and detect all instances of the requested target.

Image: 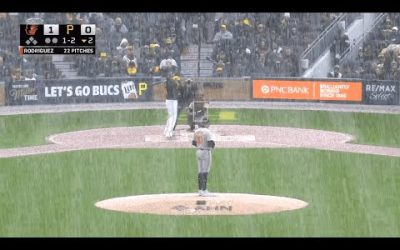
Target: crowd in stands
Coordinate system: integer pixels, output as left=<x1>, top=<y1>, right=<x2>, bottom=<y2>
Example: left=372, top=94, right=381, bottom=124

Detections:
left=208, top=13, right=338, bottom=77
left=0, top=13, right=63, bottom=83
left=75, top=12, right=335, bottom=78
left=2, top=12, right=400, bottom=83
left=340, top=13, right=400, bottom=80
left=1, top=12, right=336, bottom=81
left=0, top=12, right=338, bottom=82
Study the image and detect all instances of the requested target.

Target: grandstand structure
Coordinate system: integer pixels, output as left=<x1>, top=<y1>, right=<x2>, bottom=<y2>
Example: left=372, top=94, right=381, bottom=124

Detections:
left=0, top=13, right=400, bottom=81
left=1, top=13, right=400, bottom=83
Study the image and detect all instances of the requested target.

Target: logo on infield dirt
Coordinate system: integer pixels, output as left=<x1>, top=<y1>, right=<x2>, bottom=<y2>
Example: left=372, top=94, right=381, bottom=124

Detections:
left=261, top=85, right=270, bottom=94
left=171, top=201, right=233, bottom=212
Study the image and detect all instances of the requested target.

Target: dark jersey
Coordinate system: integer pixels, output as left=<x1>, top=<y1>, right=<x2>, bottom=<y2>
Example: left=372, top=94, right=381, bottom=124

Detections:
left=166, top=78, right=178, bottom=100
left=178, top=83, right=197, bottom=107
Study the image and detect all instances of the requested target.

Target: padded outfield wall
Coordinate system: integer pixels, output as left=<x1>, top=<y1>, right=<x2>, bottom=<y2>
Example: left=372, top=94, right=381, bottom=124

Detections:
left=3, top=77, right=400, bottom=106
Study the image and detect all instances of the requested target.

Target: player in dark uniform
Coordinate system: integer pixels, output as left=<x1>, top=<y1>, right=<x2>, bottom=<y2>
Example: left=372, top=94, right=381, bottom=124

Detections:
left=160, top=52, right=179, bottom=138
left=187, top=92, right=209, bottom=131
left=174, top=78, right=198, bottom=131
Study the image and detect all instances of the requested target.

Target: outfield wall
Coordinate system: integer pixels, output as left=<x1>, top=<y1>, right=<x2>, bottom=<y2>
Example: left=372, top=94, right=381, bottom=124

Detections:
left=5, top=77, right=154, bottom=105
left=4, top=77, right=400, bottom=106
left=363, top=80, right=399, bottom=105
left=252, top=78, right=362, bottom=102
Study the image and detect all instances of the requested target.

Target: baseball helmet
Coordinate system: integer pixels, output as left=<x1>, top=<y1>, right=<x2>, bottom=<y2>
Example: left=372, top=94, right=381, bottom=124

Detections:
left=198, top=116, right=210, bottom=128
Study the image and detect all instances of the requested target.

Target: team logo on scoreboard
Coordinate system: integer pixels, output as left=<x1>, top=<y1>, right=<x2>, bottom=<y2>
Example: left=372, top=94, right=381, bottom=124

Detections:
left=25, top=25, right=39, bottom=36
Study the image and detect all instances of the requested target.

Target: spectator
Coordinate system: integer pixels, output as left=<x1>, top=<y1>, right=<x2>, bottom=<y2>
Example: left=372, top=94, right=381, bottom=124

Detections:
left=212, top=49, right=230, bottom=77
left=116, top=38, right=129, bottom=57
left=390, top=60, right=399, bottom=79
left=254, top=23, right=268, bottom=46
left=111, top=17, right=128, bottom=34
left=64, top=13, right=81, bottom=24
left=339, top=31, right=350, bottom=55
left=238, top=48, right=254, bottom=76
left=26, top=13, right=44, bottom=24
left=0, top=55, right=11, bottom=82
left=390, top=26, right=400, bottom=43
left=10, top=67, right=22, bottom=82
left=212, top=24, right=233, bottom=43
left=160, top=51, right=179, bottom=79
left=327, top=64, right=342, bottom=78
left=109, top=56, right=125, bottom=77
left=140, top=45, right=161, bottom=76
left=342, top=62, right=360, bottom=79
left=374, top=63, right=385, bottom=80
left=254, top=40, right=272, bottom=76
left=95, top=27, right=109, bottom=55
left=23, top=69, right=36, bottom=81
left=122, top=46, right=138, bottom=76
left=162, top=37, right=180, bottom=66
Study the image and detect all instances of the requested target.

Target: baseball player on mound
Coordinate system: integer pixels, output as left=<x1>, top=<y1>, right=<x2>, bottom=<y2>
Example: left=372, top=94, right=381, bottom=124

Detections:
left=192, top=117, right=215, bottom=197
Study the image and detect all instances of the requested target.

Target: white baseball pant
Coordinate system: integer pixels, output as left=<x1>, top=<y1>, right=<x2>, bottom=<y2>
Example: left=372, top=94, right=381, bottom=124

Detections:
left=164, top=99, right=178, bottom=137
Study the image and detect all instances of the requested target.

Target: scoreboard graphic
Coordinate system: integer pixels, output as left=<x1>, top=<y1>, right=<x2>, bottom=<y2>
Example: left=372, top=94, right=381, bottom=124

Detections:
left=20, top=24, right=96, bottom=55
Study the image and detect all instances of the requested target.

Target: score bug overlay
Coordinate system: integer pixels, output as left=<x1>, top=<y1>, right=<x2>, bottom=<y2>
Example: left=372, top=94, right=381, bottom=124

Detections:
left=19, top=24, right=96, bottom=55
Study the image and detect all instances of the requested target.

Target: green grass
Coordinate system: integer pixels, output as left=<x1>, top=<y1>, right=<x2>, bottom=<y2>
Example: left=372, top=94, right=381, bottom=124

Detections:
left=0, top=109, right=165, bottom=148
left=226, top=109, right=400, bottom=147
left=0, top=149, right=399, bottom=236
left=0, top=108, right=399, bottom=236
left=1, top=109, right=399, bottom=148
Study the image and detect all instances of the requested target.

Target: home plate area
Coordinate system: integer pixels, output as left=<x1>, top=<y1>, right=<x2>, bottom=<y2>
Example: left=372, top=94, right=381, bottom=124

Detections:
left=144, top=127, right=256, bottom=143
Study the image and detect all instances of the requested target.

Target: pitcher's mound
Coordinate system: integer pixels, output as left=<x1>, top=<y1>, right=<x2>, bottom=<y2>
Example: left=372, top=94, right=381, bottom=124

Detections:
left=95, top=193, right=308, bottom=216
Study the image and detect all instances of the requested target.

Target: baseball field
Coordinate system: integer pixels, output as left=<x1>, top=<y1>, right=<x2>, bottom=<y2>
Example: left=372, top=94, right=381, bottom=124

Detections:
left=1, top=106, right=400, bottom=236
